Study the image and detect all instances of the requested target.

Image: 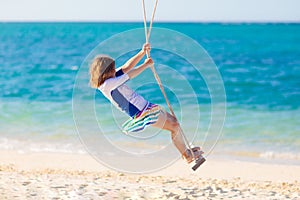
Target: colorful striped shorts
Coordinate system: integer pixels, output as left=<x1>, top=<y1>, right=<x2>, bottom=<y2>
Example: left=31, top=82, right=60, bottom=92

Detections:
left=122, top=103, right=162, bottom=133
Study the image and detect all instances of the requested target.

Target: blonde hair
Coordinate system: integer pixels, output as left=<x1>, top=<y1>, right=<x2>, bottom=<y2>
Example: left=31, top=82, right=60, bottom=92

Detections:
left=89, top=55, right=115, bottom=88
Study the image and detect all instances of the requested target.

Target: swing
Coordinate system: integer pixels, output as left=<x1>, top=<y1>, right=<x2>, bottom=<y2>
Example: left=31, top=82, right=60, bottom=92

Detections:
left=141, top=0, right=206, bottom=171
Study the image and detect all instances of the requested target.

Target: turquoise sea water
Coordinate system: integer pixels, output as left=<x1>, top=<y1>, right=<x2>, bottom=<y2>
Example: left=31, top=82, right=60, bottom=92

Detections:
left=0, top=23, right=299, bottom=164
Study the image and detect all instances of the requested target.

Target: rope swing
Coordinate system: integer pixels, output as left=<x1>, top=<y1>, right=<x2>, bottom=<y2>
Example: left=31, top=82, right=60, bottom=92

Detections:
left=141, top=0, right=176, bottom=117
left=141, top=0, right=206, bottom=170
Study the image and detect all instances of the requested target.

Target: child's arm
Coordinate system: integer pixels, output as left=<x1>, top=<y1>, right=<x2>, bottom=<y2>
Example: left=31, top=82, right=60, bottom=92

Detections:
left=128, top=58, right=153, bottom=79
left=121, top=43, right=151, bottom=74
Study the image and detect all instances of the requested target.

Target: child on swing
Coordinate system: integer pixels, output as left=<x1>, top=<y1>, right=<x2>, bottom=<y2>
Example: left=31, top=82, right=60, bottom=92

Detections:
left=89, top=43, right=202, bottom=164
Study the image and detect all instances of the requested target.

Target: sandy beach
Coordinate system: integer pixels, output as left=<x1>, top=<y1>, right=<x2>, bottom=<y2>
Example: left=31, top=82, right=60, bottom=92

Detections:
left=1, top=150, right=299, bottom=199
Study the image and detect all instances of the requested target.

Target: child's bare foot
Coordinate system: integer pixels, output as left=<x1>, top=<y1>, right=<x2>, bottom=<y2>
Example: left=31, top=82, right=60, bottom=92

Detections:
left=182, top=147, right=204, bottom=164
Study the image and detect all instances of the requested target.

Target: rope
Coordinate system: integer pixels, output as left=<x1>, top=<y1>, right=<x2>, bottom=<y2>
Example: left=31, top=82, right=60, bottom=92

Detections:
left=142, top=0, right=158, bottom=43
left=142, top=0, right=149, bottom=43
left=148, top=0, right=158, bottom=40
left=141, top=0, right=194, bottom=158
left=142, top=0, right=175, bottom=116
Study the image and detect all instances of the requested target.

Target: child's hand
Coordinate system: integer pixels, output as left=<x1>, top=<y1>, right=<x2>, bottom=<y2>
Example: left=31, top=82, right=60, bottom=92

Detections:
left=142, top=43, right=151, bottom=54
left=144, top=57, right=154, bottom=66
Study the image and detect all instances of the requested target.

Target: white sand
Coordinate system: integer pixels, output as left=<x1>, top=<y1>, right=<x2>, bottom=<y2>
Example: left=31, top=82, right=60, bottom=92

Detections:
left=1, top=150, right=299, bottom=199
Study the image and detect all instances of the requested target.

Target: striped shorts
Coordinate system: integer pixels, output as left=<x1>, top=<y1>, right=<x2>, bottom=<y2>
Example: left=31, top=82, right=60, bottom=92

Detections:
left=122, top=103, right=161, bottom=133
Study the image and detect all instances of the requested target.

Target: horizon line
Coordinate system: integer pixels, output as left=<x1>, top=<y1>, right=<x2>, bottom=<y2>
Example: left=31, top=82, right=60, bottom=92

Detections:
left=0, top=20, right=299, bottom=24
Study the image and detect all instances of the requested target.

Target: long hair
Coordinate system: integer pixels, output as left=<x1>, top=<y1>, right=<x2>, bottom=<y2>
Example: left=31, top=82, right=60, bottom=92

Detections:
left=89, top=55, right=115, bottom=88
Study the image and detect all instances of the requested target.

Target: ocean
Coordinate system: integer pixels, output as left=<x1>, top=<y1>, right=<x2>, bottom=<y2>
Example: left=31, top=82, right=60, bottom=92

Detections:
left=0, top=22, right=299, bottom=166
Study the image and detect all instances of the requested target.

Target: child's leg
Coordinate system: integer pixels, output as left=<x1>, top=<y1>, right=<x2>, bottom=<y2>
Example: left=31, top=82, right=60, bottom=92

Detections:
left=151, top=110, right=187, bottom=156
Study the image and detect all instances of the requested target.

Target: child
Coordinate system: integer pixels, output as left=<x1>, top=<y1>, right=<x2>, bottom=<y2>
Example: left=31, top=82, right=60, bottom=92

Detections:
left=89, top=43, right=202, bottom=163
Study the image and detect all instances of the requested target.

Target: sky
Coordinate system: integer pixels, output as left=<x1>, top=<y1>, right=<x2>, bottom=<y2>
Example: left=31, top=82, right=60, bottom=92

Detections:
left=0, top=0, right=299, bottom=22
